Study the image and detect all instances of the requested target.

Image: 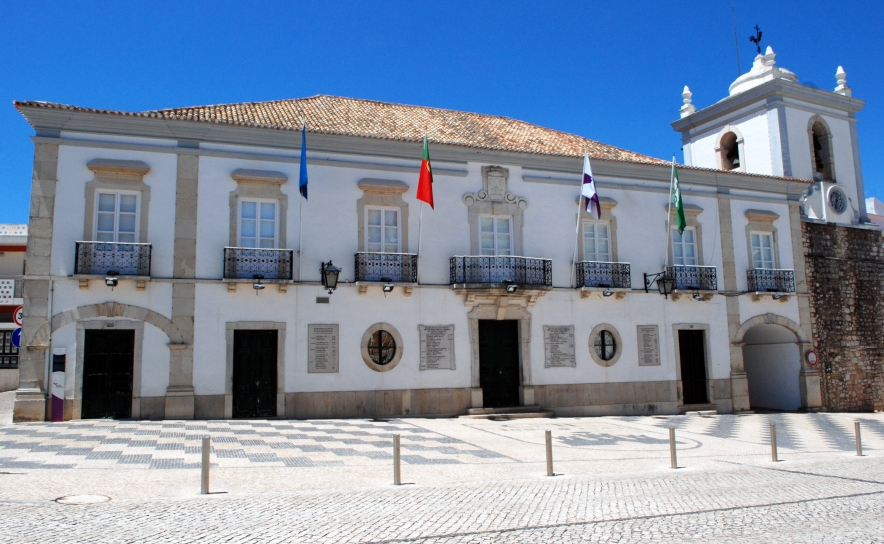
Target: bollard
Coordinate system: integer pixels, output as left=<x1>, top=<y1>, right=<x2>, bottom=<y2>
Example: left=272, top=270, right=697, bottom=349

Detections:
left=770, top=424, right=778, bottom=462
left=200, top=436, right=211, bottom=495
left=855, top=422, right=863, bottom=457
left=545, top=430, right=554, bottom=476
left=393, top=434, right=401, bottom=485
left=669, top=427, right=678, bottom=469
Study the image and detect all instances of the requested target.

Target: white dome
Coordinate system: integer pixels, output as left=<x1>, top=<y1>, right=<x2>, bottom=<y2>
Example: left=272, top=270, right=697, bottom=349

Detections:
left=728, top=47, right=798, bottom=96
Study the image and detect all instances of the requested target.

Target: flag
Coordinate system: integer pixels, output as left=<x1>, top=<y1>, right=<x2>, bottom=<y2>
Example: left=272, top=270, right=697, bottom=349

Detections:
left=581, top=151, right=601, bottom=220
left=299, top=124, right=308, bottom=200
left=416, top=135, right=434, bottom=209
left=672, top=161, right=686, bottom=234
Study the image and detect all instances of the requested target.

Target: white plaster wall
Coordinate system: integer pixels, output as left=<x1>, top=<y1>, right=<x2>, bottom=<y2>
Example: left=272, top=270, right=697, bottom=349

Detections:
left=51, top=279, right=174, bottom=321
left=743, top=343, right=801, bottom=410
left=53, top=322, right=78, bottom=399
left=683, top=104, right=774, bottom=176
left=141, top=323, right=170, bottom=397
left=52, top=145, right=179, bottom=278
left=729, top=199, right=793, bottom=292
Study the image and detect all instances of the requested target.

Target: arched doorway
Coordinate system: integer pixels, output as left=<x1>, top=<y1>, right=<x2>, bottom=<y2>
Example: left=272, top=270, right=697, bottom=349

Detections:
left=742, top=324, right=802, bottom=411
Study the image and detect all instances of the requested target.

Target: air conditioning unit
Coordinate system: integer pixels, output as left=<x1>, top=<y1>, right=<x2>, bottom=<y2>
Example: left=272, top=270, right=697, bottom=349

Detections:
left=801, top=182, right=858, bottom=225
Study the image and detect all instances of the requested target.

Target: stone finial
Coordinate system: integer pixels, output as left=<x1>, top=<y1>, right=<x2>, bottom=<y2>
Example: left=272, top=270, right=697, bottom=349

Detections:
left=835, top=65, right=852, bottom=96
left=763, top=46, right=776, bottom=66
left=680, top=85, right=696, bottom=118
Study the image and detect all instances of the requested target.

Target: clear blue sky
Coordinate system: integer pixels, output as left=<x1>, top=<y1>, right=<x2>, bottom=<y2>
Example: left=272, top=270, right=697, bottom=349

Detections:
left=1, top=1, right=881, bottom=223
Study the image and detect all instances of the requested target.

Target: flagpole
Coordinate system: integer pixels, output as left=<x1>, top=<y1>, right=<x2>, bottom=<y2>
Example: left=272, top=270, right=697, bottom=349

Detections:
left=417, top=201, right=424, bottom=284
left=664, top=156, right=676, bottom=269
left=571, top=149, right=586, bottom=289
left=298, top=196, right=304, bottom=282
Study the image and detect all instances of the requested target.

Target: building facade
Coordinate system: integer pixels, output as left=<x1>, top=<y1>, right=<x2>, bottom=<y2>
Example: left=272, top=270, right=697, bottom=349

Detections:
left=12, top=47, right=871, bottom=422
left=0, top=224, right=26, bottom=392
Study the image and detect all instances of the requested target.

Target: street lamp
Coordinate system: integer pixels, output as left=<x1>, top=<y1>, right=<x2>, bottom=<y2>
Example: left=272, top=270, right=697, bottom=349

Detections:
left=644, top=272, right=675, bottom=299
left=320, top=261, right=341, bottom=294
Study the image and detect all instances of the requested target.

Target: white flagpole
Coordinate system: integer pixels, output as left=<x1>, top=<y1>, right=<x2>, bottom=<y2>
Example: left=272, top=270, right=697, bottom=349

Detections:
left=298, top=196, right=304, bottom=282
left=417, top=201, right=424, bottom=284
left=664, top=156, right=676, bottom=269
left=571, top=149, right=586, bottom=288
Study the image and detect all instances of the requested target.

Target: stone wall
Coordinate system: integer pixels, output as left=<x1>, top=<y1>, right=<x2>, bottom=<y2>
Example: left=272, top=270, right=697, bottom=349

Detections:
left=802, top=221, right=884, bottom=411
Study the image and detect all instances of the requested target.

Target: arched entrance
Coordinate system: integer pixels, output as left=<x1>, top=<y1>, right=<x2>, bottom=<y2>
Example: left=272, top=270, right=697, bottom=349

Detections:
left=742, top=323, right=802, bottom=411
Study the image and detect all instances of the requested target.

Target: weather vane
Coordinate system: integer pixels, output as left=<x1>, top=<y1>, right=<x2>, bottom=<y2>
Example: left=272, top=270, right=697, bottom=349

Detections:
left=749, top=25, right=763, bottom=54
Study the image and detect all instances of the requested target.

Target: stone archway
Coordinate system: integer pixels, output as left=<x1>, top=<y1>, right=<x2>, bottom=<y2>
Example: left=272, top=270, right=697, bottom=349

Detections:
left=32, top=302, right=185, bottom=346
left=736, top=314, right=810, bottom=411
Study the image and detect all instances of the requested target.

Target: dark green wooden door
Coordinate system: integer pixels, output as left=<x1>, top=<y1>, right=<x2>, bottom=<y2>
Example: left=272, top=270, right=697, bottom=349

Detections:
left=233, top=330, right=278, bottom=418
left=478, top=320, right=520, bottom=408
left=678, top=330, right=708, bottom=405
left=82, top=329, right=135, bottom=419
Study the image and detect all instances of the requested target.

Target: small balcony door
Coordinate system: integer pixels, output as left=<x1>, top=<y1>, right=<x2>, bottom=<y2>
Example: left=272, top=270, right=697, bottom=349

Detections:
left=365, top=207, right=400, bottom=254
left=94, top=192, right=139, bottom=243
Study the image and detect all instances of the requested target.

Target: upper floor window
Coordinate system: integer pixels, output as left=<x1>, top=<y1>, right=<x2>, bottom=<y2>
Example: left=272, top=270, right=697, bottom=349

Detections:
left=239, top=199, right=277, bottom=248
left=365, top=206, right=400, bottom=253
left=582, top=221, right=611, bottom=262
left=95, top=191, right=139, bottom=243
left=480, top=215, right=512, bottom=256
left=750, top=231, right=775, bottom=269
left=672, top=227, right=698, bottom=266
left=719, top=131, right=741, bottom=171
left=810, top=121, right=834, bottom=181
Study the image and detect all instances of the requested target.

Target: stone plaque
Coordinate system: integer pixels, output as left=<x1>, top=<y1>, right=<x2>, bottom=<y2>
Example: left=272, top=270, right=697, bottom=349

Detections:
left=308, top=324, right=339, bottom=373
left=637, top=325, right=661, bottom=366
left=419, top=325, right=455, bottom=370
left=543, top=325, right=576, bottom=368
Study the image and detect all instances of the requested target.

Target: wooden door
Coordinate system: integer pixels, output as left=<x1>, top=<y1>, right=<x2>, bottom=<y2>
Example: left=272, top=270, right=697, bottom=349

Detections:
left=232, top=330, right=278, bottom=418
left=678, top=329, right=708, bottom=405
left=82, top=329, right=135, bottom=419
left=478, top=320, right=520, bottom=408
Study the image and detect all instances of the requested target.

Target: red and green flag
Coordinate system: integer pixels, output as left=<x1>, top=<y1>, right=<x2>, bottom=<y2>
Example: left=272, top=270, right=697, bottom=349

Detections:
left=416, top=135, right=434, bottom=209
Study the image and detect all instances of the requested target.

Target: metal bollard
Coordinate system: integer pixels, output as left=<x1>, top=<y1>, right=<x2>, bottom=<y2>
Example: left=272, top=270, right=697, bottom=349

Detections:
left=855, top=422, right=863, bottom=457
left=545, top=430, right=554, bottom=476
left=669, top=428, right=678, bottom=469
left=200, top=436, right=211, bottom=495
left=393, top=434, right=401, bottom=485
left=770, top=424, right=778, bottom=462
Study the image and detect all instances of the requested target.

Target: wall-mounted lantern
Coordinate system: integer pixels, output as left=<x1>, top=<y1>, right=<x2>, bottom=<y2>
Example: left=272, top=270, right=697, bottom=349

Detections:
left=321, top=261, right=341, bottom=294
left=644, top=272, right=675, bottom=299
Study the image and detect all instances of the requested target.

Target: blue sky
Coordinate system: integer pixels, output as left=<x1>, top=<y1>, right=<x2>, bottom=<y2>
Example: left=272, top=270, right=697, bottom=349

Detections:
left=1, top=1, right=881, bottom=223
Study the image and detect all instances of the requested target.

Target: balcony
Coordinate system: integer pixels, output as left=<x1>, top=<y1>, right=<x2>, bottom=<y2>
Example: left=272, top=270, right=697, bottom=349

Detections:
left=666, top=265, right=717, bottom=291
left=575, top=261, right=631, bottom=289
left=450, top=256, right=552, bottom=286
left=75, top=242, right=152, bottom=276
left=223, top=247, right=294, bottom=280
left=355, top=252, right=418, bottom=283
left=748, top=268, right=796, bottom=293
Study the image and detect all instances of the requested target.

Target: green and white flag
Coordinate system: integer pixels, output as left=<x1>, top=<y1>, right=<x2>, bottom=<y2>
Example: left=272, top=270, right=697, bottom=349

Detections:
left=672, top=161, right=687, bottom=235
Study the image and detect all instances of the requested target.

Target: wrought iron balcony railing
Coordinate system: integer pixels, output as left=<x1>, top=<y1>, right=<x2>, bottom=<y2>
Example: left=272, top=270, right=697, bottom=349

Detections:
left=666, top=265, right=717, bottom=291
left=75, top=242, right=152, bottom=276
left=224, top=247, right=294, bottom=280
left=576, top=261, right=631, bottom=289
left=747, top=268, right=796, bottom=293
left=450, top=256, right=552, bottom=286
left=355, top=252, right=418, bottom=283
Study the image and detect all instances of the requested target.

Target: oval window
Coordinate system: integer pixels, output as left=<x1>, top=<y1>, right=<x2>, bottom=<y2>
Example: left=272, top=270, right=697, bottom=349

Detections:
left=594, top=330, right=617, bottom=361
left=367, top=330, right=397, bottom=366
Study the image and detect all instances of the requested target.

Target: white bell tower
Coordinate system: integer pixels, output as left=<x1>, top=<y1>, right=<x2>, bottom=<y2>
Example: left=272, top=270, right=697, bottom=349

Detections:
left=672, top=47, right=868, bottom=225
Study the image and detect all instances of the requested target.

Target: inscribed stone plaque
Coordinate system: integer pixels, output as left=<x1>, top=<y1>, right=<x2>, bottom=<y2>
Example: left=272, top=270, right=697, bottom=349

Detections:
left=543, top=325, right=576, bottom=368
left=308, top=324, right=339, bottom=373
left=419, top=325, right=455, bottom=370
left=637, top=325, right=661, bottom=366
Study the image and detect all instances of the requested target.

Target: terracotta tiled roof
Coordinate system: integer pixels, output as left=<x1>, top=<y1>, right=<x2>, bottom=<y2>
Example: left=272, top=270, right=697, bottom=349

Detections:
left=15, top=95, right=667, bottom=165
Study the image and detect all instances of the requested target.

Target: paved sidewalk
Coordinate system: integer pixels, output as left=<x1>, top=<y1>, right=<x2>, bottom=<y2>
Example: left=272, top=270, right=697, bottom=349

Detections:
left=1, top=409, right=883, bottom=542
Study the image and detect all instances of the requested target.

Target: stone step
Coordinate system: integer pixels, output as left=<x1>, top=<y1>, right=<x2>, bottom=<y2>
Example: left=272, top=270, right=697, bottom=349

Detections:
left=679, top=403, right=718, bottom=416
left=460, top=406, right=554, bottom=419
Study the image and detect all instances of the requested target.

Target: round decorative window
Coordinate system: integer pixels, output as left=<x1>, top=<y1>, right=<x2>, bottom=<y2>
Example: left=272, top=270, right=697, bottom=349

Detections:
left=360, top=323, right=403, bottom=372
left=589, top=324, right=622, bottom=367
left=828, top=187, right=847, bottom=214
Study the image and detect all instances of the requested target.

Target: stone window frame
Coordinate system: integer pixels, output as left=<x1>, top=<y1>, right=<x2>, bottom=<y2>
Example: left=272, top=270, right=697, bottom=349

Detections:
left=807, top=115, right=836, bottom=182
left=463, top=166, right=528, bottom=255
left=589, top=323, right=623, bottom=367
left=743, top=209, right=781, bottom=271
left=224, top=321, right=286, bottom=419
left=356, top=179, right=409, bottom=253
left=667, top=204, right=704, bottom=265
left=360, top=322, right=404, bottom=372
left=577, top=197, right=619, bottom=262
left=715, top=126, right=746, bottom=173
left=83, top=160, right=151, bottom=243
left=229, top=169, right=288, bottom=248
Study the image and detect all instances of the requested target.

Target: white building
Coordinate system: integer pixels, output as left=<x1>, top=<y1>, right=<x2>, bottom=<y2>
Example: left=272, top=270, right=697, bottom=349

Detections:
left=0, top=224, right=26, bottom=392
left=866, top=197, right=884, bottom=230
left=12, top=47, right=869, bottom=422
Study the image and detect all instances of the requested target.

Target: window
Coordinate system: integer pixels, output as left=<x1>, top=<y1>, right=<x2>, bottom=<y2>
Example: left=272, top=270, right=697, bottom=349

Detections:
left=367, top=330, right=396, bottom=366
left=594, top=330, right=616, bottom=362
left=672, top=227, right=698, bottom=266
left=480, top=215, right=512, bottom=256
left=365, top=207, right=400, bottom=253
left=239, top=200, right=277, bottom=248
left=95, top=192, right=139, bottom=243
left=0, top=330, right=18, bottom=368
left=719, top=132, right=741, bottom=171
left=750, top=232, right=775, bottom=269
left=583, top=221, right=611, bottom=262
left=810, top=121, right=834, bottom=180
left=360, top=323, right=404, bottom=372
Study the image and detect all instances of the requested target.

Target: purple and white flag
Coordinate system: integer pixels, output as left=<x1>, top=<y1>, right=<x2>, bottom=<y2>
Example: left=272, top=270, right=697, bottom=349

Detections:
left=581, top=152, right=601, bottom=220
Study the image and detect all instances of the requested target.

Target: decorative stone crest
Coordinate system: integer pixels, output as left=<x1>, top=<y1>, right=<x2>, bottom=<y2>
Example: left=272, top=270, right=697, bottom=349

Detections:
left=463, top=166, right=527, bottom=209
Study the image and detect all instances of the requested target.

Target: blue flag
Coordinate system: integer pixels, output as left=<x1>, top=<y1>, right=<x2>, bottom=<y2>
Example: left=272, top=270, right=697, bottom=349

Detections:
left=299, top=124, right=308, bottom=200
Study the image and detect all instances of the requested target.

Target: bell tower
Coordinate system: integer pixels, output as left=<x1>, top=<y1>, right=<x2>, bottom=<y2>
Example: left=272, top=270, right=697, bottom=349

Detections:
left=672, top=46, right=868, bottom=225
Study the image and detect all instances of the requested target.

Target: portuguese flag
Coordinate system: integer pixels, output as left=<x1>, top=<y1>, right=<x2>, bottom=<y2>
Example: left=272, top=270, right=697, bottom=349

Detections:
left=416, top=135, right=434, bottom=209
